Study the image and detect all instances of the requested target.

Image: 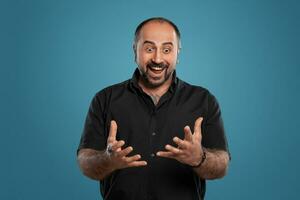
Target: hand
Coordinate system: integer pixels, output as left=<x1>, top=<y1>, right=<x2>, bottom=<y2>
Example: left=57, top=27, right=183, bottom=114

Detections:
left=106, top=120, right=147, bottom=170
left=156, top=117, right=204, bottom=166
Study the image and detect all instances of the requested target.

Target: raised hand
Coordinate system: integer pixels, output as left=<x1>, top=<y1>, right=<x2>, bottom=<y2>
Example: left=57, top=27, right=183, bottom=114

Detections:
left=156, top=117, right=204, bottom=166
left=106, top=120, right=147, bottom=170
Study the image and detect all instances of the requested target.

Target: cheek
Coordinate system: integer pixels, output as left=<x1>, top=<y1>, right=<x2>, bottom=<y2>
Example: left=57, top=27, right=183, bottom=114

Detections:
left=137, top=57, right=148, bottom=66
left=166, top=54, right=178, bottom=66
left=136, top=52, right=150, bottom=64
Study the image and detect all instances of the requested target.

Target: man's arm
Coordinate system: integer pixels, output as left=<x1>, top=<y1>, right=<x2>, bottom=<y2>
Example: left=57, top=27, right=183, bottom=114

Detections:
left=157, top=117, right=230, bottom=180
left=192, top=149, right=229, bottom=180
left=77, top=121, right=147, bottom=181
left=77, top=148, right=114, bottom=181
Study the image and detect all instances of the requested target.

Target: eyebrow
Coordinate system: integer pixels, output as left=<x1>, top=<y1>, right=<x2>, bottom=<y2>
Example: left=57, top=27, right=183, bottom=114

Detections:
left=143, top=40, right=174, bottom=46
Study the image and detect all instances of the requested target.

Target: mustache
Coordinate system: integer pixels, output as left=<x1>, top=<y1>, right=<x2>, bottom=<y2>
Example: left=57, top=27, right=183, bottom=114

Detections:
left=146, top=61, right=168, bottom=69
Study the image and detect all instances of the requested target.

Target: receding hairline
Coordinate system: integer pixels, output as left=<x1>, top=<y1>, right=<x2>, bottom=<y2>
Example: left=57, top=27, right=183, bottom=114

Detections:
left=134, top=17, right=181, bottom=48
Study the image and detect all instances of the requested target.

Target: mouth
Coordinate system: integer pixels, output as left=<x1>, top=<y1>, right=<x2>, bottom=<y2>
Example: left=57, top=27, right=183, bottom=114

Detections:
left=148, top=66, right=166, bottom=74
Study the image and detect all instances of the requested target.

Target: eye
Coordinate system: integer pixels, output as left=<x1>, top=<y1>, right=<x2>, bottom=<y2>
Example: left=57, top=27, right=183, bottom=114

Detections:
left=163, top=48, right=171, bottom=54
left=146, top=47, right=154, bottom=53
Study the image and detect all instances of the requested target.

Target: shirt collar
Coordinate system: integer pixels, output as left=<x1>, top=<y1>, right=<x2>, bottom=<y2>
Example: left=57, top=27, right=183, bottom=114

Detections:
left=129, top=68, right=178, bottom=93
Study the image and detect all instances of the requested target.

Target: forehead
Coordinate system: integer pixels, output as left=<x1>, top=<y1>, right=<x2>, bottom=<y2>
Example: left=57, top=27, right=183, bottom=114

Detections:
left=138, top=21, right=177, bottom=44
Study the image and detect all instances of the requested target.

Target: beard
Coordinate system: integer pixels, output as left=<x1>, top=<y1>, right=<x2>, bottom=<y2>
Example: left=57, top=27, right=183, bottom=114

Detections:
left=138, top=60, right=174, bottom=88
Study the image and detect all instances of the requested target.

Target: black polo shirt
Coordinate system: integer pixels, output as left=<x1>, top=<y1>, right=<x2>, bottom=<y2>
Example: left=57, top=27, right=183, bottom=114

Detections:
left=78, top=68, right=229, bottom=200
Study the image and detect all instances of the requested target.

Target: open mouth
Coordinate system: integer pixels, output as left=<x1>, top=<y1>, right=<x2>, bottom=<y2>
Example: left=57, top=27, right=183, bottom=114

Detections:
left=148, top=66, right=165, bottom=74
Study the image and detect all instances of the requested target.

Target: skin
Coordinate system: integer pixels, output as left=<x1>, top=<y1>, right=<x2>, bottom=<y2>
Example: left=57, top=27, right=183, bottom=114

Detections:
left=134, top=21, right=180, bottom=102
left=157, top=117, right=230, bottom=179
left=77, top=121, right=147, bottom=180
left=77, top=21, right=229, bottom=181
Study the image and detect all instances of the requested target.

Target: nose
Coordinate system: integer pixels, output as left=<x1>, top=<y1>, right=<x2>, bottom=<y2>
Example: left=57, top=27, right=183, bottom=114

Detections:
left=152, top=50, right=163, bottom=63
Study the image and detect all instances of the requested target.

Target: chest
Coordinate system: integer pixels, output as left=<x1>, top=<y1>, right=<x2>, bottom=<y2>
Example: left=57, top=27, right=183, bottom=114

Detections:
left=103, top=91, right=208, bottom=158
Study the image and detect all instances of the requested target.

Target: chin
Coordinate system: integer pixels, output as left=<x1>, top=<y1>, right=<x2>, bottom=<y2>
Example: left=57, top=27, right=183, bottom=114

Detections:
left=146, top=81, right=164, bottom=88
left=144, top=77, right=165, bottom=88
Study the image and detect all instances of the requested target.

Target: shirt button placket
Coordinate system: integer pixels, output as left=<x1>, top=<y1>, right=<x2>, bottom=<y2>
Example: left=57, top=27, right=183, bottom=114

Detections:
left=151, top=132, right=156, bottom=156
left=149, top=108, right=157, bottom=160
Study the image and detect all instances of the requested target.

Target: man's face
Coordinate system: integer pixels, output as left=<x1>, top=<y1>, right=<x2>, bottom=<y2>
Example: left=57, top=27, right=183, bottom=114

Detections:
left=134, top=21, right=179, bottom=88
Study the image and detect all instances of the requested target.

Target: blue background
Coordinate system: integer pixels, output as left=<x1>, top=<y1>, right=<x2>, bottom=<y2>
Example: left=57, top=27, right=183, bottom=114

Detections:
left=1, top=0, right=299, bottom=199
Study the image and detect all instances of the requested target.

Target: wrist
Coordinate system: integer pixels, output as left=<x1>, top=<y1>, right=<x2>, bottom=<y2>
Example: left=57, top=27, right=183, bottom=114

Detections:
left=191, top=147, right=206, bottom=168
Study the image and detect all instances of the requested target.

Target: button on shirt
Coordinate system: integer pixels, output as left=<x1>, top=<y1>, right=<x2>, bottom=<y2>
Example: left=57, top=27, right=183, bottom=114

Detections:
left=78, top=68, right=230, bottom=200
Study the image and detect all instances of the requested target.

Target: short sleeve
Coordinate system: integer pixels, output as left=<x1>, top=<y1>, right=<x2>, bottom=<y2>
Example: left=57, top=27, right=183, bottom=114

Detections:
left=202, top=93, right=230, bottom=155
left=77, top=92, right=107, bottom=155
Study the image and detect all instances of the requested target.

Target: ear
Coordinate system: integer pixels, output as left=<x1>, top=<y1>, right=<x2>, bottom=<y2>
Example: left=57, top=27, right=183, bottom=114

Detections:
left=133, top=44, right=137, bottom=62
left=176, top=48, right=180, bottom=64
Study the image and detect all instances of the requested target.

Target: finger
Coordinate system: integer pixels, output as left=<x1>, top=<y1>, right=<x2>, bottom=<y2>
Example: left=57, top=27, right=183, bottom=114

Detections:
left=194, top=117, right=203, bottom=139
left=173, top=137, right=189, bottom=149
left=183, top=126, right=193, bottom=142
left=126, top=160, right=147, bottom=168
left=165, top=144, right=183, bottom=154
left=111, top=140, right=125, bottom=152
left=116, top=146, right=133, bottom=157
left=124, top=154, right=142, bottom=162
left=156, top=151, right=175, bottom=158
left=107, top=120, right=118, bottom=143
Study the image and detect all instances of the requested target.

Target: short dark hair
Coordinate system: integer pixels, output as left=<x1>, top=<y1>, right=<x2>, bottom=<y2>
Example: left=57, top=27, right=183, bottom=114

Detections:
left=133, top=17, right=181, bottom=49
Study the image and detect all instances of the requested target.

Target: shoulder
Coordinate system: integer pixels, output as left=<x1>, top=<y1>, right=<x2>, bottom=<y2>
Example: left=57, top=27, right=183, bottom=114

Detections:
left=177, top=79, right=219, bottom=104
left=93, top=79, right=130, bottom=99
left=178, top=79, right=211, bottom=96
left=85, top=80, right=130, bottom=110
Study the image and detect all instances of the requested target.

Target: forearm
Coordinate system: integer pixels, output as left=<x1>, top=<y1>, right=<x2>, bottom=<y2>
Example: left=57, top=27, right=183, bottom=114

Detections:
left=77, top=148, right=114, bottom=181
left=193, top=149, right=229, bottom=180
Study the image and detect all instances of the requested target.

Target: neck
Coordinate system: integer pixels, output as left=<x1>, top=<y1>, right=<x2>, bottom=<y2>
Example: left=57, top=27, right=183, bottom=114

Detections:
left=138, top=76, right=173, bottom=105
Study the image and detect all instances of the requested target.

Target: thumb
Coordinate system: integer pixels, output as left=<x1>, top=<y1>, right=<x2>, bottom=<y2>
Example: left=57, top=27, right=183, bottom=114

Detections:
left=194, top=117, right=203, bottom=141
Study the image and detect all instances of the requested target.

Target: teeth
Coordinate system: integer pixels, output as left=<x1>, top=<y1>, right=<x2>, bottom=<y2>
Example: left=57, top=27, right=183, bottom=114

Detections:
left=151, top=67, right=163, bottom=71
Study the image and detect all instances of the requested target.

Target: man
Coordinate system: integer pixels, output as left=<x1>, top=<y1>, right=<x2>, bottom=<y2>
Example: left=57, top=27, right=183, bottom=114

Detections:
left=77, top=17, right=230, bottom=200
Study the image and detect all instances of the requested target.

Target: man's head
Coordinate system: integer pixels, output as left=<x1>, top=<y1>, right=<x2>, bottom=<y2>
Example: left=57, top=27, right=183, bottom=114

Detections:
left=133, top=17, right=181, bottom=88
